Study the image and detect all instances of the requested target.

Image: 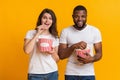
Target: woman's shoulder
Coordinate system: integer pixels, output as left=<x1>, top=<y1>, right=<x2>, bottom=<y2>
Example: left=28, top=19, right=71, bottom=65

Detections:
left=27, top=30, right=36, bottom=33
left=25, top=30, right=37, bottom=37
left=26, top=30, right=36, bottom=35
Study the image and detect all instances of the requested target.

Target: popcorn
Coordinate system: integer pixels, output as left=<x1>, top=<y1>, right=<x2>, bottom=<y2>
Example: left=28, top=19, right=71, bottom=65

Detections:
left=75, top=47, right=90, bottom=58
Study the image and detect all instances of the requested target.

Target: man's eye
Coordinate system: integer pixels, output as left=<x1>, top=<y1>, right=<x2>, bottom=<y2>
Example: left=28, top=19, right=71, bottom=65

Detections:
left=74, top=16, right=79, bottom=18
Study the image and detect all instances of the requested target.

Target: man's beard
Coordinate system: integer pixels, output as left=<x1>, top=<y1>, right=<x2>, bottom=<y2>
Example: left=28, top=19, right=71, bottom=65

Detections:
left=74, top=22, right=86, bottom=30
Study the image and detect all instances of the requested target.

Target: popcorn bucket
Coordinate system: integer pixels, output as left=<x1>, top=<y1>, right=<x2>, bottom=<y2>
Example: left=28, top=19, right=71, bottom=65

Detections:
left=75, top=48, right=90, bottom=58
left=38, top=38, right=53, bottom=52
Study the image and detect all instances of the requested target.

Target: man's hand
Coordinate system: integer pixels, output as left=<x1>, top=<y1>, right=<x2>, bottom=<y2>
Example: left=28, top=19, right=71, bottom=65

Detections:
left=71, top=41, right=87, bottom=50
left=77, top=53, right=94, bottom=64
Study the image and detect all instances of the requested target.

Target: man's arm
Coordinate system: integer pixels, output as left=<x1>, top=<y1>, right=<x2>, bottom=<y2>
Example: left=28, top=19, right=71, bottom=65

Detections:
left=58, top=41, right=87, bottom=59
left=92, top=42, right=102, bottom=62
left=58, top=43, right=74, bottom=59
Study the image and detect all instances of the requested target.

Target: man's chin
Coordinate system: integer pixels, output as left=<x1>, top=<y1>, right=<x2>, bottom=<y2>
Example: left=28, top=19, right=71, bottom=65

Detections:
left=76, top=25, right=84, bottom=28
left=77, top=23, right=86, bottom=28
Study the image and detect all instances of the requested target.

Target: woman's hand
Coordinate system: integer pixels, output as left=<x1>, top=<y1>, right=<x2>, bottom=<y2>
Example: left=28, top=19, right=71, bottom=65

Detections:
left=46, top=47, right=59, bottom=62
left=36, top=25, right=47, bottom=35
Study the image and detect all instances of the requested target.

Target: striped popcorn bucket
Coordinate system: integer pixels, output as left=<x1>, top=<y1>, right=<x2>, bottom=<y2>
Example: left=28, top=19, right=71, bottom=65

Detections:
left=75, top=48, right=90, bottom=58
left=38, top=38, right=53, bottom=52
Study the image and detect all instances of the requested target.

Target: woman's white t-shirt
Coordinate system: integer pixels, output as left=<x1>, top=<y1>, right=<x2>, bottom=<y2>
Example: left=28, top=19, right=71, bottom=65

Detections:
left=25, top=30, right=59, bottom=74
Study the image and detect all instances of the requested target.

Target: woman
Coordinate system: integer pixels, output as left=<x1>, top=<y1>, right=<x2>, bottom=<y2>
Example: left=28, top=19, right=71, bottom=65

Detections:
left=24, top=8, right=59, bottom=80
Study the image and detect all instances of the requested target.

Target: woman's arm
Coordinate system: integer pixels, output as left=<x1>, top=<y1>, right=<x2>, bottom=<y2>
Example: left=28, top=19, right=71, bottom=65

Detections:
left=23, top=33, right=39, bottom=54
left=23, top=25, right=48, bottom=54
left=47, top=46, right=59, bottom=62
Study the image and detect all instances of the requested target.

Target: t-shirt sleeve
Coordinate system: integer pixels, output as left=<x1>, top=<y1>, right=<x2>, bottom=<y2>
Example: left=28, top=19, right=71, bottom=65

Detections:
left=59, top=29, right=67, bottom=44
left=25, top=30, right=36, bottom=39
left=93, top=28, right=102, bottom=43
left=52, top=38, right=59, bottom=47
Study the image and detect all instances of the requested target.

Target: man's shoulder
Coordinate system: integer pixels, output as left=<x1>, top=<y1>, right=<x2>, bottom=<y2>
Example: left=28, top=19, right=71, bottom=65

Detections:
left=87, top=24, right=96, bottom=28
left=62, top=25, right=73, bottom=31
left=87, top=24, right=101, bottom=35
left=87, top=24, right=100, bottom=30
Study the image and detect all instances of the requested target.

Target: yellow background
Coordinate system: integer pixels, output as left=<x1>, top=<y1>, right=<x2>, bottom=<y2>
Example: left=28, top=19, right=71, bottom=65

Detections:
left=0, top=0, right=120, bottom=80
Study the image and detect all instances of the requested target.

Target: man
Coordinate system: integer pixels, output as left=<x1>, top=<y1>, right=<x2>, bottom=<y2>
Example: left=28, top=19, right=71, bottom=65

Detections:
left=58, top=5, right=102, bottom=80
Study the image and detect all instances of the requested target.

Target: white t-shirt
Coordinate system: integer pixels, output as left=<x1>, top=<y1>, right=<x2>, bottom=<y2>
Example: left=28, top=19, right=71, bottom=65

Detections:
left=59, top=24, right=102, bottom=76
left=25, top=30, right=59, bottom=74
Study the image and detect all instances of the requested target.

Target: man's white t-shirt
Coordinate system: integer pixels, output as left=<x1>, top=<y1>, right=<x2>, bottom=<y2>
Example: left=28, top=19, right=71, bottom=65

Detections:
left=25, top=30, right=59, bottom=74
left=59, top=24, right=102, bottom=76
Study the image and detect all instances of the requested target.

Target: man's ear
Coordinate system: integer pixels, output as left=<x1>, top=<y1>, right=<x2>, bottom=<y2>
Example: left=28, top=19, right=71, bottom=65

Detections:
left=72, top=15, right=74, bottom=18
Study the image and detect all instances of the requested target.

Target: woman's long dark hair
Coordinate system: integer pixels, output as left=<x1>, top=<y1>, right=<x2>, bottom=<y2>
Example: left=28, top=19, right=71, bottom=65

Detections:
left=36, top=8, right=58, bottom=38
